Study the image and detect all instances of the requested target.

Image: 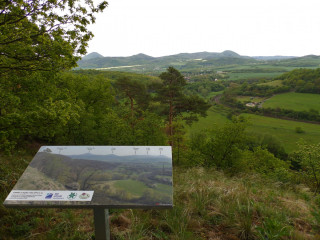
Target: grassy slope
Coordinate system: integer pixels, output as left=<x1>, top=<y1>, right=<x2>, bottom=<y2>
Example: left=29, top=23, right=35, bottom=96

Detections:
left=262, top=92, right=320, bottom=112
left=2, top=153, right=320, bottom=239
left=187, top=106, right=320, bottom=153
left=242, top=113, right=320, bottom=153
left=185, top=106, right=231, bottom=137
left=258, top=79, right=284, bottom=87
left=110, top=168, right=320, bottom=239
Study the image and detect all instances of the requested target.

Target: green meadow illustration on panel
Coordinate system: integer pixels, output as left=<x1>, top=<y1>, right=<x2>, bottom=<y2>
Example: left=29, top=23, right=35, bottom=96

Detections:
left=4, top=146, right=173, bottom=208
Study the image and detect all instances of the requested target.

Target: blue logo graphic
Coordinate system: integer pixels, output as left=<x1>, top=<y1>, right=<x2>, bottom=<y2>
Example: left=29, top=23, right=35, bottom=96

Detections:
left=45, top=193, right=53, bottom=199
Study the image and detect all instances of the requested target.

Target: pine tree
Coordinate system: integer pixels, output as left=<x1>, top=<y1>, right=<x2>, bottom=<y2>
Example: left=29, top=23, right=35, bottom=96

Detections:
left=157, top=67, right=210, bottom=145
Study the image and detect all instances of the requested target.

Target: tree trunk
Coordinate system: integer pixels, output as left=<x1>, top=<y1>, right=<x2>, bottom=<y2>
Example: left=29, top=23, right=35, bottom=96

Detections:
left=168, top=101, right=173, bottom=146
left=130, top=97, right=134, bottom=118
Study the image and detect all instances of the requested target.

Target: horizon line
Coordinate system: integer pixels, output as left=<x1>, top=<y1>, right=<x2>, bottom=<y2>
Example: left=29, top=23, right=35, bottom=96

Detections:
left=82, top=50, right=320, bottom=59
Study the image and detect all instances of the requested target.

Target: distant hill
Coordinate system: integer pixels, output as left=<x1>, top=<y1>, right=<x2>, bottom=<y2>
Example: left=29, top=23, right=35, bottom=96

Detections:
left=127, top=53, right=154, bottom=61
left=163, top=50, right=243, bottom=60
left=252, top=56, right=296, bottom=60
left=76, top=51, right=320, bottom=75
left=220, top=50, right=242, bottom=58
left=76, top=50, right=256, bottom=71
left=81, top=52, right=104, bottom=60
left=269, top=55, right=320, bottom=67
left=77, top=53, right=156, bottom=69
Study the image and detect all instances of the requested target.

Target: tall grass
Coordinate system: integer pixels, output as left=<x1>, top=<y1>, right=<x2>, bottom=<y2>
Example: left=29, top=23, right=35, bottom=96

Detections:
left=110, top=168, right=319, bottom=239
left=1, top=154, right=320, bottom=239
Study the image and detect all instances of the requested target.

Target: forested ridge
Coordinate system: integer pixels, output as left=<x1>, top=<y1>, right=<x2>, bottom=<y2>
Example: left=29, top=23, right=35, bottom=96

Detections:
left=1, top=0, right=320, bottom=239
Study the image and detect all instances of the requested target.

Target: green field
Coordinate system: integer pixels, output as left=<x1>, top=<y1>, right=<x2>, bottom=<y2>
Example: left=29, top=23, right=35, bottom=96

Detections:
left=114, top=180, right=148, bottom=196
left=215, top=64, right=296, bottom=81
left=227, top=72, right=281, bottom=80
left=258, top=80, right=284, bottom=87
left=187, top=106, right=320, bottom=153
left=262, top=92, right=320, bottom=111
left=242, top=113, right=320, bottom=152
left=185, top=106, right=230, bottom=136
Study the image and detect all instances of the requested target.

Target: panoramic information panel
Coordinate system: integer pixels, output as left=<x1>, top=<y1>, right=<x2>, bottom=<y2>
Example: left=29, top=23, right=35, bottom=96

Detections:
left=4, top=146, right=173, bottom=208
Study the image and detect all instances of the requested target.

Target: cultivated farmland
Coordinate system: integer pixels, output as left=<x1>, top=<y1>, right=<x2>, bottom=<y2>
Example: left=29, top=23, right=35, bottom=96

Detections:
left=262, top=92, right=320, bottom=112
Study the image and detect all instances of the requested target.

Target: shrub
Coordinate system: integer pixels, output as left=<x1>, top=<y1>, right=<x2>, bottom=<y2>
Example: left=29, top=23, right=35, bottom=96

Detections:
left=295, top=127, right=305, bottom=134
left=294, top=141, right=320, bottom=193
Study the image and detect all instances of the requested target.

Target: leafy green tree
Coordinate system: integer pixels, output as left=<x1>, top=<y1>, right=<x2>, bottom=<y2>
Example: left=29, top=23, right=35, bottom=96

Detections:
left=240, top=147, right=289, bottom=175
left=114, top=77, right=155, bottom=145
left=0, top=0, right=107, bottom=151
left=259, top=134, right=288, bottom=160
left=208, top=118, right=248, bottom=170
left=157, top=67, right=186, bottom=138
left=295, top=141, right=320, bottom=193
left=190, top=117, right=248, bottom=170
left=0, top=0, right=107, bottom=75
left=0, top=72, right=81, bottom=150
left=55, top=73, right=117, bottom=145
left=156, top=67, right=210, bottom=143
left=114, top=77, right=150, bottom=117
left=134, top=112, right=166, bottom=146
left=97, top=108, right=132, bottom=145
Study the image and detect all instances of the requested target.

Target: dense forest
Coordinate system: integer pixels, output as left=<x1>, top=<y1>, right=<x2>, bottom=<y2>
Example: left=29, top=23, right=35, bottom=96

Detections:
left=0, top=67, right=211, bottom=152
left=1, top=0, right=320, bottom=239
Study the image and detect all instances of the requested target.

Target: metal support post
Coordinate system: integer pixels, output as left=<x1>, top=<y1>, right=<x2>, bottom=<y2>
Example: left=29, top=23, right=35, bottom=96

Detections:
left=94, top=208, right=110, bottom=240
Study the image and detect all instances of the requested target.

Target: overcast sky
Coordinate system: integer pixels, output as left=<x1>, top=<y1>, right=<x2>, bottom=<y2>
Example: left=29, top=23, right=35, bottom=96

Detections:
left=87, top=0, right=320, bottom=57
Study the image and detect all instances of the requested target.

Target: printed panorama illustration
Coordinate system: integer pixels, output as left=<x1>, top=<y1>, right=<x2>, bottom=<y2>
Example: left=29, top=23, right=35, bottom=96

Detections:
left=5, top=146, right=173, bottom=208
